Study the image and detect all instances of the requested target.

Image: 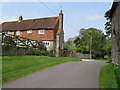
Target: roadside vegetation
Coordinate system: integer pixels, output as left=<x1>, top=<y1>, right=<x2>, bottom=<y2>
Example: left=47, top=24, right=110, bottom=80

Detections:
left=74, top=28, right=111, bottom=59
left=2, top=56, right=81, bottom=84
left=89, top=59, right=107, bottom=61
left=99, top=62, right=120, bottom=88
left=0, top=56, right=2, bottom=85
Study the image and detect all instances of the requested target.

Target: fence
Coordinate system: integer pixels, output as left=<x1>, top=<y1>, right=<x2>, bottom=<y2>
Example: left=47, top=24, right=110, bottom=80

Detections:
left=64, top=51, right=90, bottom=59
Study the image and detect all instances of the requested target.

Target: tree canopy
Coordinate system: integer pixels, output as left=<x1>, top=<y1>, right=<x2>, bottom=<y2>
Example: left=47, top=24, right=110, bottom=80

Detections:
left=74, top=28, right=110, bottom=59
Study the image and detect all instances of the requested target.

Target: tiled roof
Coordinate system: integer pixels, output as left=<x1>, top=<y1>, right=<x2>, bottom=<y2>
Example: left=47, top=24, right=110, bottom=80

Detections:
left=1, top=16, right=58, bottom=31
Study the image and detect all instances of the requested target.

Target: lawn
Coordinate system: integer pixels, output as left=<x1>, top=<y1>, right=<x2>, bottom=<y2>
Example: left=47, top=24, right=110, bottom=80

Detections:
left=99, top=62, right=120, bottom=88
left=2, top=56, right=81, bottom=84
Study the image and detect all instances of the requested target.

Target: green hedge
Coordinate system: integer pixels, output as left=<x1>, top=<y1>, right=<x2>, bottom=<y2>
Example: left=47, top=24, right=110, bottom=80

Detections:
left=32, top=50, right=49, bottom=56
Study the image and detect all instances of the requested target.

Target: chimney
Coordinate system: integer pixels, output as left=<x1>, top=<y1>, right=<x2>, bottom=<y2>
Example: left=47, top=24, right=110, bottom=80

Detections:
left=59, top=10, right=63, bottom=32
left=19, top=16, right=23, bottom=22
left=55, top=10, right=64, bottom=57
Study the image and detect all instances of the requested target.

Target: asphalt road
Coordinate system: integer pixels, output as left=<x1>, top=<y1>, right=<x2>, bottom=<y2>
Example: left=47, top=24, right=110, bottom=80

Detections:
left=3, top=60, right=106, bottom=88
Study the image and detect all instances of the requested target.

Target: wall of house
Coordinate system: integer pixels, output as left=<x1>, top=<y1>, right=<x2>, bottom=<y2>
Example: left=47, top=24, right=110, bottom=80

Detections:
left=4, top=29, right=57, bottom=52
left=111, top=2, right=120, bottom=66
left=15, top=29, right=55, bottom=41
left=59, top=31, right=64, bottom=56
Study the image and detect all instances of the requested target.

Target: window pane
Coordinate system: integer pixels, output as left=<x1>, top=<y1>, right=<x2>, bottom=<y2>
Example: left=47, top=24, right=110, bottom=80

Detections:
left=27, top=30, right=32, bottom=33
left=38, top=30, right=44, bottom=34
left=16, top=31, right=20, bottom=35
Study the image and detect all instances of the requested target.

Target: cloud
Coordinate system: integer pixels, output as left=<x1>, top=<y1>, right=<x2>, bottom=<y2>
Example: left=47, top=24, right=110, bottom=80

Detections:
left=86, top=15, right=103, bottom=21
left=0, top=16, right=18, bottom=24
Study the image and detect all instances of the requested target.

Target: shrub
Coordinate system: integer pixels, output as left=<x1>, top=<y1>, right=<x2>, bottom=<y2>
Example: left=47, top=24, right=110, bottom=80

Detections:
left=32, top=50, right=49, bottom=56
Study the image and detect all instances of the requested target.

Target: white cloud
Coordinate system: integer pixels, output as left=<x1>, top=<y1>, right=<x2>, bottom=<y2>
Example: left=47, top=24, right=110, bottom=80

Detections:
left=86, top=15, right=103, bottom=21
left=0, top=16, right=18, bottom=24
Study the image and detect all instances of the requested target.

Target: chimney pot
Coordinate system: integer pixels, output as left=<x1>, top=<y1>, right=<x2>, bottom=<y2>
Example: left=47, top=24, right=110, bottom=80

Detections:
left=19, top=16, right=23, bottom=22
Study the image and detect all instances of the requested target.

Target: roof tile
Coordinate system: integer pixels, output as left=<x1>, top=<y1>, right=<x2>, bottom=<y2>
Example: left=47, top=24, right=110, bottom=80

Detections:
left=1, top=16, right=58, bottom=31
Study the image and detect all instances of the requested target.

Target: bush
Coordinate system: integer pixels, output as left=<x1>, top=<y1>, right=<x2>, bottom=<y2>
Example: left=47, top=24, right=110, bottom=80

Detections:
left=32, top=50, right=49, bottom=56
left=76, top=46, right=86, bottom=53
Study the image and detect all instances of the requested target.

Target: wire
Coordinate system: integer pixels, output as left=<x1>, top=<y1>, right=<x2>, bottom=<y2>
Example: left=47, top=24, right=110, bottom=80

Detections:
left=38, top=0, right=79, bottom=32
left=38, top=0, right=57, bottom=15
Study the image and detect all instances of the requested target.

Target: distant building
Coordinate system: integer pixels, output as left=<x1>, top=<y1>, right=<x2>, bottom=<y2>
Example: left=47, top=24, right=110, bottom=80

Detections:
left=1, top=11, right=64, bottom=57
left=110, top=1, right=120, bottom=66
left=67, top=36, right=79, bottom=41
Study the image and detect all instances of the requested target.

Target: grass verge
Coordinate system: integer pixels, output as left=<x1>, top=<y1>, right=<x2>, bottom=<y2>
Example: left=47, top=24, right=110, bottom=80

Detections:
left=99, top=62, right=120, bottom=88
left=2, top=56, right=81, bottom=84
left=90, top=58, right=107, bottom=61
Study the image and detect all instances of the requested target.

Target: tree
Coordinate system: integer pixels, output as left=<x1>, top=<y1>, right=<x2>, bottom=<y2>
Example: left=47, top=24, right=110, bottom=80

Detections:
left=3, top=36, right=16, bottom=47
left=74, top=28, right=107, bottom=59
left=104, top=9, right=112, bottom=60
left=64, top=41, right=76, bottom=52
left=104, top=9, right=112, bottom=37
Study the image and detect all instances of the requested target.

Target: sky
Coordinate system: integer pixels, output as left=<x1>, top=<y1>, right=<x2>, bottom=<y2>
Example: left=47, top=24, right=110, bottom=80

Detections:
left=1, top=1, right=113, bottom=41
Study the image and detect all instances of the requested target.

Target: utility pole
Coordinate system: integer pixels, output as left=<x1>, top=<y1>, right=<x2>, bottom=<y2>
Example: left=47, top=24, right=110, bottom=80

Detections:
left=90, top=37, right=92, bottom=59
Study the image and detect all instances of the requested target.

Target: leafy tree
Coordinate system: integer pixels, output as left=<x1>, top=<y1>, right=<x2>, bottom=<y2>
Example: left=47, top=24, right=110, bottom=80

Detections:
left=64, top=41, right=76, bottom=52
left=104, top=9, right=112, bottom=60
left=74, top=28, right=107, bottom=59
left=76, top=46, right=86, bottom=53
left=104, top=9, right=112, bottom=37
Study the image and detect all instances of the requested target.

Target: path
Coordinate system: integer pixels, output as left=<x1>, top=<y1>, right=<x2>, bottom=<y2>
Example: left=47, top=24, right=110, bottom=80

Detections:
left=3, top=60, right=106, bottom=88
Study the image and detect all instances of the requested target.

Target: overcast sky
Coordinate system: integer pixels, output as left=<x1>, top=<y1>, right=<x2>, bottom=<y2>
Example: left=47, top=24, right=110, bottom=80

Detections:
left=1, top=1, right=113, bottom=41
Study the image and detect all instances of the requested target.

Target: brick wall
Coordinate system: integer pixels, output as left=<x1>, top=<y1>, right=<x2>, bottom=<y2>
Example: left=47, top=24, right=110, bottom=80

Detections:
left=15, top=29, right=55, bottom=41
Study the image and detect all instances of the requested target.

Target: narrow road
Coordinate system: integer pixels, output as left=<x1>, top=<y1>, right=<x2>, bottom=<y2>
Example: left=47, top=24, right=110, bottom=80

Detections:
left=3, top=60, right=106, bottom=88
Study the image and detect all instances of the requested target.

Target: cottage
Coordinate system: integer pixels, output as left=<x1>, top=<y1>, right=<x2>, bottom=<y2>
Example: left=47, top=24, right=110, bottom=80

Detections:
left=110, top=0, right=120, bottom=66
left=1, top=11, right=64, bottom=57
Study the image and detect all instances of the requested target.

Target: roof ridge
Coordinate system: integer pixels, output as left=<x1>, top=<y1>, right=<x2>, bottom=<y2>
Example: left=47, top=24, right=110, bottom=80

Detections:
left=2, top=16, right=59, bottom=24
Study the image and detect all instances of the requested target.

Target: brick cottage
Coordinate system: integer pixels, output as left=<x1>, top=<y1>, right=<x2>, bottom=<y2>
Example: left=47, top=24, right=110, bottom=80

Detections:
left=1, top=11, right=64, bottom=57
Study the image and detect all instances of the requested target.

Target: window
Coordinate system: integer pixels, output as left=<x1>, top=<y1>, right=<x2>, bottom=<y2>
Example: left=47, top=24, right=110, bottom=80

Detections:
left=43, top=41, right=50, bottom=47
left=38, top=30, right=44, bottom=34
left=27, top=30, right=32, bottom=33
left=16, top=31, right=20, bottom=35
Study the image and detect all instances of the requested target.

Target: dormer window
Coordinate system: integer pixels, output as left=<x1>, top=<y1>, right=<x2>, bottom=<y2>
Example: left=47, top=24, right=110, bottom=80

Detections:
left=27, top=30, right=32, bottom=33
left=38, top=30, right=44, bottom=34
left=16, top=30, right=20, bottom=35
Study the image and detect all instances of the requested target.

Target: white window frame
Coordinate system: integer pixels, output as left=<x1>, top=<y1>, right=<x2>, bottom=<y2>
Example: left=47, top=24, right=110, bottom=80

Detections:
left=27, top=30, right=32, bottom=33
left=38, top=30, right=44, bottom=34
left=16, top=30, right=20, bottom=35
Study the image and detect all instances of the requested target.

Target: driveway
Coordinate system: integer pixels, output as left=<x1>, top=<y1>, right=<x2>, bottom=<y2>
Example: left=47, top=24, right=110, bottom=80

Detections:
left=3, top=60, right=106, bottom=88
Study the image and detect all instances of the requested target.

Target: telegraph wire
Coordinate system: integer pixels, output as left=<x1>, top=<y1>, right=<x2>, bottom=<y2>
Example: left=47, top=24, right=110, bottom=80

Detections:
left=38, top=0, right=57, bottom=15
left=38, top=0, right=79, bottom=32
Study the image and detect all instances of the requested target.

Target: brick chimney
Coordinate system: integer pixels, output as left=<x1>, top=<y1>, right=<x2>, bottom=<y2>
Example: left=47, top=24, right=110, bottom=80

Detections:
left=56, top=10, right=64, bottom=57
left=19, top=16, right=23, bottom=22
left=59, top=10, right=63, bottom=32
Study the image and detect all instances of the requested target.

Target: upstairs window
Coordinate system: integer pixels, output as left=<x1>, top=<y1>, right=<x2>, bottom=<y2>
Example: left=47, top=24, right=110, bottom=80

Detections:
left=27, top=30, right=32, bottom=33
left=38, top=30, right=44, bottom=34
left=16, top=30, right=20, bottom=35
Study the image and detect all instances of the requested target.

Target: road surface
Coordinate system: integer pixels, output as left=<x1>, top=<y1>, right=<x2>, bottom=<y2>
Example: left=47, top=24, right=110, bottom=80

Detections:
left=3, top=60, right=106, bottom=88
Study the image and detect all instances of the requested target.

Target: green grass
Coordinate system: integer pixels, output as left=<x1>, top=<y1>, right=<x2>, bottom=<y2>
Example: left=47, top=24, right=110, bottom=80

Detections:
left=2, top=56, right=81, bottom=84
left=99, top=62, right=118, bottom=88
left=0, top=56, right=2, bottom=85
